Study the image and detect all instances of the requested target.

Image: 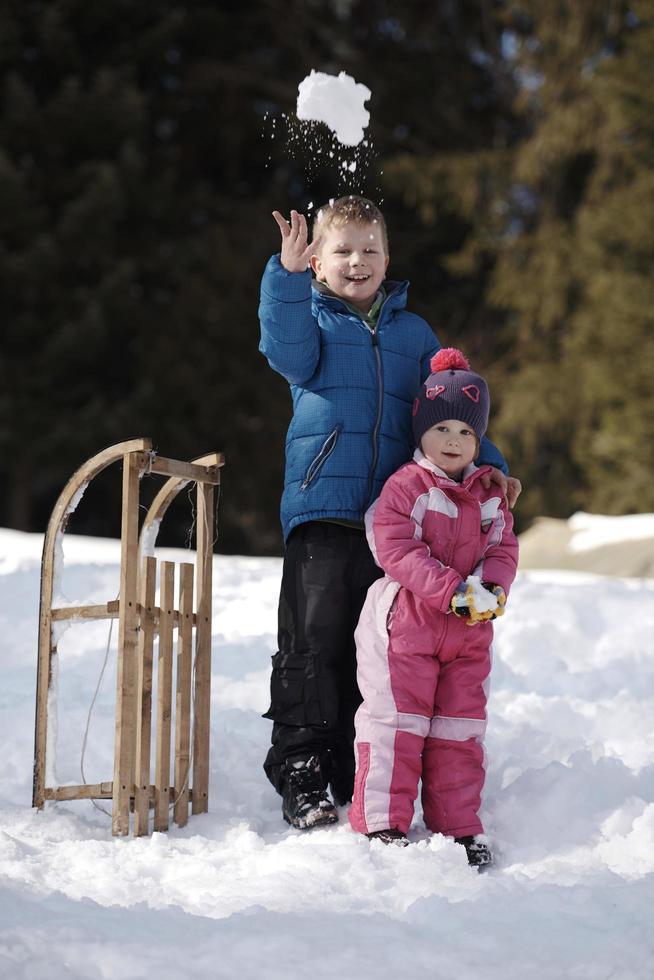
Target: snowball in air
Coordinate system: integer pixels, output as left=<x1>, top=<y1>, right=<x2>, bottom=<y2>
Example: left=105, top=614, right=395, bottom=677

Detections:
left=296, top=70, right=371, bottom=147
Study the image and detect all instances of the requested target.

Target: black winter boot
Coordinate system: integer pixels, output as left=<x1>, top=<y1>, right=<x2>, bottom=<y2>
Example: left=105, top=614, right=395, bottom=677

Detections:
left=455, top=835, right=493, bottom=870
left=366, top=828, right=409, bottom=847
left=281, top=756, right=338, bottom=830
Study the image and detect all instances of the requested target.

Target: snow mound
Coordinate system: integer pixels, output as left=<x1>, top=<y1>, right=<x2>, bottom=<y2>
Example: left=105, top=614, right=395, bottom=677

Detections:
left=519, top=511, right=654, bottom=577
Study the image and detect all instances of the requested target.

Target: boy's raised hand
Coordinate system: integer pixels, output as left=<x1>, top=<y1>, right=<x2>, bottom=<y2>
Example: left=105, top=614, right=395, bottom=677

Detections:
left=481, top=468, right=522, bottom=509
left=272, top=209, right=319, bottom=272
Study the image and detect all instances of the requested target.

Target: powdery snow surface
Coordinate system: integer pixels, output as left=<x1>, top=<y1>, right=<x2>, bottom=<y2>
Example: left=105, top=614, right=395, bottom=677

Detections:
left=296, top=69, right=371, bottom=146
left=1, top=528, right=653, bottom=979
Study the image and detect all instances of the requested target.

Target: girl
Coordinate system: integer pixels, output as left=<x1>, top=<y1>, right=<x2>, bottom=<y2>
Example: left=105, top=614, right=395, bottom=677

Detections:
left=349, top=348, right=519, bottom=868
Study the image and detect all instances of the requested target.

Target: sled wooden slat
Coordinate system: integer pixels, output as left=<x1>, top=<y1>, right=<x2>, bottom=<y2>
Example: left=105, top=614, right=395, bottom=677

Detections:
left=34, top=563, right=57, bottom=812
left=134, top=557, right=157, bottom=836
left=44, top=783, right=195, bottom=804
left=45, top=782, right=114, bottom=801
left=112, top=453, right=142, bottom=836
left=148, top=457, right=222, bottom=485
left=154, top=562, right=175, bottom=833
left=51, top=601, right=121, bottom=621
left=49, top=603, right=198, bottom=627
left=192, top=481, right=214, bottom=815
left=174, top=563, right=194, bottom=827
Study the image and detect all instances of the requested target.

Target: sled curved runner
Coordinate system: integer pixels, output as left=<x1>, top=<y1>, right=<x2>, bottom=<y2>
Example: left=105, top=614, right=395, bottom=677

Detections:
left=33, top=439, right=225, bottom=836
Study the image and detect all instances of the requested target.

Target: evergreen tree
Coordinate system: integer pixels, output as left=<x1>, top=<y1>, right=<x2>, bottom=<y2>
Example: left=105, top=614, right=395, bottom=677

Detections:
left=383, top=1, right=654, bottom=525
left=487, top=0, right=654, bottom=521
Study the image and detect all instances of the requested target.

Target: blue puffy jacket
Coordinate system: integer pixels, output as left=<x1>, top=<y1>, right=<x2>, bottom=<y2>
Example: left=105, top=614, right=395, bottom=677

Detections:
left=259, top=254, right=507, bottom=541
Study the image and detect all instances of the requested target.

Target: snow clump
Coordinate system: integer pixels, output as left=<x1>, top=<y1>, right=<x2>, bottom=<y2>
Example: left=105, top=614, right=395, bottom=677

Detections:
left=296, top=70, right=371, bottom=147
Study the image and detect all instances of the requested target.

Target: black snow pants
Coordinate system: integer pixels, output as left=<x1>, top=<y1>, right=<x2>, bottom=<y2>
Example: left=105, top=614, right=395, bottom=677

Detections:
left=263, top=521, right=383, bottom=804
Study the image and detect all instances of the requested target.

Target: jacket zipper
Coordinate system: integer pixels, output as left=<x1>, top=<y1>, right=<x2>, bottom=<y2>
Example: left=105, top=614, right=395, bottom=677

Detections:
left=300, top=425, right=341, bottom=490
left=367, top=328, right=383, bottom=504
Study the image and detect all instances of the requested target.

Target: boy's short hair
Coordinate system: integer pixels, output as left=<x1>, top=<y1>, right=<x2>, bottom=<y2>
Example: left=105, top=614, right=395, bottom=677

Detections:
left=313, top=195, right=389, bottom=255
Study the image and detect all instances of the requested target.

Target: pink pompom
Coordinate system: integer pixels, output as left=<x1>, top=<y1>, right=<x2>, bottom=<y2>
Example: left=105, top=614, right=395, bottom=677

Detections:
left=430, top=347, right=470, bottom=373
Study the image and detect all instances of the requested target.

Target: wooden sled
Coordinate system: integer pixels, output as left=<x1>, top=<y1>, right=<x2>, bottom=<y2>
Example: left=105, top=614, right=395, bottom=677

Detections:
left=32, top=439, right=225, bottom=836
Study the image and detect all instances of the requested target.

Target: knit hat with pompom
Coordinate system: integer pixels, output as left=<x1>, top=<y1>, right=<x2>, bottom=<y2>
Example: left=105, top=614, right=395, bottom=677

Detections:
left=412, top=348, right=490, bottom=448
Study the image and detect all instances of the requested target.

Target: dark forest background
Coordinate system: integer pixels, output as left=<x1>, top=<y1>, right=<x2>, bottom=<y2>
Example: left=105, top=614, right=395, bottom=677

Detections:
left=1, top=0, right=653, bottom=555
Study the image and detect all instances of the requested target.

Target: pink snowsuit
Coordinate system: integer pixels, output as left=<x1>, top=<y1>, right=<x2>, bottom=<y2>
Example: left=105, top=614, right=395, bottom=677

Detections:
left=349, top=450, right=518, bottom=838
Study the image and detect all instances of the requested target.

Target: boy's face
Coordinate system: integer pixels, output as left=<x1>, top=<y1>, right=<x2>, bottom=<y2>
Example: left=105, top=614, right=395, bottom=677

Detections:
left=421, top=420, right=478, bottom=478
left=310, top=221, right=389, bottom=313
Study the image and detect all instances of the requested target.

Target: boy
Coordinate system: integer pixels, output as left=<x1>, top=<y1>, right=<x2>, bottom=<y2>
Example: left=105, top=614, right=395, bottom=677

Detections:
left=259, top=196, right=520, bottom=829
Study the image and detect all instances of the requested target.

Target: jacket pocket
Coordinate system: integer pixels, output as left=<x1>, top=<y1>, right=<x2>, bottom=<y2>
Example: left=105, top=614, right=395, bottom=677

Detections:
left=387, top=590, right=445, bottom=655
left=300, top=425, right=341, bottom=491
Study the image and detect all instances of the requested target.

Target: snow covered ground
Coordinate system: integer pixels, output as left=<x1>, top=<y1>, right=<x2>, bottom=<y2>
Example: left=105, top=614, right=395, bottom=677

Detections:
left=1, top=526, right=653, bottom=979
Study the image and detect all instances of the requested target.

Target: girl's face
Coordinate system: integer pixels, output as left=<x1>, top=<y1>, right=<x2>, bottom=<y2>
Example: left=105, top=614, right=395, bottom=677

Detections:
left=421, top=419, right=478, bottom=478
left=310, top=221, right=389, bottom=313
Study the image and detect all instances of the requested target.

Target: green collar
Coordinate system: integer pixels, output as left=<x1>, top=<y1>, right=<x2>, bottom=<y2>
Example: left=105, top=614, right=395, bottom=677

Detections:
left=359, top=287, right=386, bottom=327
left=314, top=282, right=386, bottom=328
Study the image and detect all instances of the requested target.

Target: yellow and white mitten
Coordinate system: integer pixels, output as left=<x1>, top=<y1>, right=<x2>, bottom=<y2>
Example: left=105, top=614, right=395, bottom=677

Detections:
left=483, top=583, right=507, bottom=619
left=450, top=577, right=503, bottom=627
